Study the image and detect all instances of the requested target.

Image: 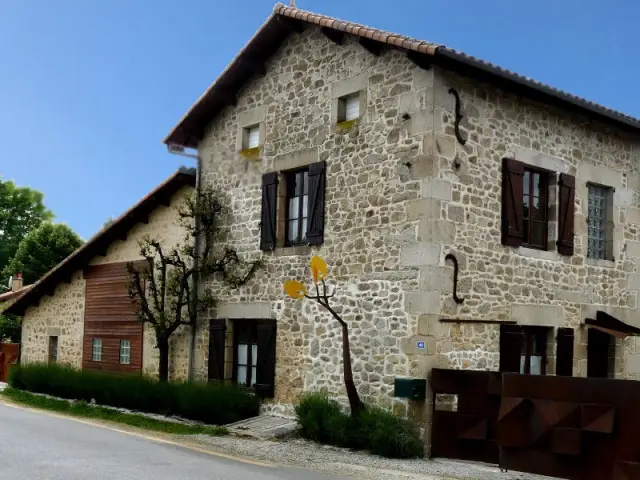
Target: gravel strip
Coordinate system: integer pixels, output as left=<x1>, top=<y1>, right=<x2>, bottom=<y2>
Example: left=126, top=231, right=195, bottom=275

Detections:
left=182, top=434, right=559, bottom=480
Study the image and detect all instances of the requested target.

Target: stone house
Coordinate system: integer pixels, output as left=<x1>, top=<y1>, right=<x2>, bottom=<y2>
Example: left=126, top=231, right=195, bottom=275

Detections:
left=163, top=2, right=640, bottom=423
left=6, top=168, right=196, bottom=376
left=7, top=2, right=640, bottom=449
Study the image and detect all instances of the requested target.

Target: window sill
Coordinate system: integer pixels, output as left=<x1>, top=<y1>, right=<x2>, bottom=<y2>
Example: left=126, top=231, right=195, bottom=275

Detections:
left=272, top=245, right=313, bottom=257
left=516, top=247, right=561, bottom=261
left=335, top=118, right=360, bottom=132
left=585, top=257, right=615, bottom=268
left=239, top=147, right=261, bottom=160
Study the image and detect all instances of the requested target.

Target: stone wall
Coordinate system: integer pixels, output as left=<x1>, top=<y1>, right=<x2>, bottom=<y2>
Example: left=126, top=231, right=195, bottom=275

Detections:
left=21, top=271, right=85, bottom=368
left=194, top=21, right=640, bottom=429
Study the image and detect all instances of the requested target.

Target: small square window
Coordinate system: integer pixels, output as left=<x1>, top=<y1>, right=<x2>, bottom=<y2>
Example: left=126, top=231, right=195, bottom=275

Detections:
left=119, top=340, right=131, bottom=365
left=243, top=125, right=260, bottom=150
left=587, top=184, right=612, bottom=260
left=338, top=93, right=360, bottom=123
left=92, top=338, right=102, bottom=362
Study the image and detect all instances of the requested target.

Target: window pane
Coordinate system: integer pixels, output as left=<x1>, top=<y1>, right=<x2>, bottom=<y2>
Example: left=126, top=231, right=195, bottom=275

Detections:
left=247, top=126, right=259, bottom=149
left=533, top=173, right=540, bottom=198
left=251, top=344, right=258, bottom=367
left=288, top=219, right=299, bottom=242
left=531, top=222, right=545, bottom=247
left=587, top=185, right=609, bottom=259
left=288, top=197, right=299, bottom=220
left=345, top=94, right=360, bottom=121
left=303, top=172, right=309, bottom=195
left=295, top=172, right=303, bottom=196
left=520, top=355, right=526, bottom=374
left=302, top=194, right=308, bottom=218
left=530, top=356, right=542, bottom=375
left=120, top=340, right=131, bottom=365
left=533, top=196, right=546, bottom=221
left=251, top=366, right=257, bottom=386
left=237, top=366, right=248, bottom=385
left=92, top=338, right=102, bottom=362
left=301, top=218, right=308, bottom=240
left=237, top=344, right=248, bottom=365
left=523, top=171, right=530, bottom=196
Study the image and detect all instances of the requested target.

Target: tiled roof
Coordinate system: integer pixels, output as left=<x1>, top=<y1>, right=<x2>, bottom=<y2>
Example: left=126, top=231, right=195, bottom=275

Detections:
left=0, top=286, right=31, bottom=304
left=5, top=167, right=196, bottom=316
left=164, top=3, right=640, bottom=148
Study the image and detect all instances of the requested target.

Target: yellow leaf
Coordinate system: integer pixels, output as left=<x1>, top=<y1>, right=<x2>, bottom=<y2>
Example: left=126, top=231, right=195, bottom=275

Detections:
left=309, top=256, right=328, bottom=284
left=284, top=280, right=307, bottom=299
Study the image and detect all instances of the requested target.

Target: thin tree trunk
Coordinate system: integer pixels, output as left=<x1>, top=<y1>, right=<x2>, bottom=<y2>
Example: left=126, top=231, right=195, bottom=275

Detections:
left=342, top=323, right=364, bottom=417
left=157, top=334, right=170, bottom=382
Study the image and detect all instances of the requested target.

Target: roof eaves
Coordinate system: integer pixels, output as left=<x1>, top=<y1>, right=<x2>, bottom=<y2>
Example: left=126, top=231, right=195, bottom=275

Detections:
left=6, top=168, right=196, bottom=316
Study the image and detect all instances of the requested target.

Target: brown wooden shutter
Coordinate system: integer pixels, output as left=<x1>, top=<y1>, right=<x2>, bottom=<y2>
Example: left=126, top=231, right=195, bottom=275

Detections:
left=260, top=172, right=278, bottom=251
left=306, top=161, right=326, bottom=245
left=501, top=159, right=525, bottom=247
left=499, top=324, right=523, bottom=373
left=255, top=320, right=277, bottom=398
left=208, top=319, right=226, bottom=381
left=557, top=173, right=576, bottom=256
left=556, top=327, right=574, bottom=376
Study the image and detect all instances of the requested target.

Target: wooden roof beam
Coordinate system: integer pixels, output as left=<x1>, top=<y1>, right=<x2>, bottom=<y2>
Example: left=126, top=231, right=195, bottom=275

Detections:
left=407, top=50, right=432, bottom=70
left=359, top=37, right=382, bottom=56
left=322, top=27, right=344, bottom=45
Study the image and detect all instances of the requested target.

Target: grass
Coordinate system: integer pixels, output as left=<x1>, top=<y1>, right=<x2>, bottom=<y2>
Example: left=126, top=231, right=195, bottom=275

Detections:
left=1, top=387, right=228, bottom=436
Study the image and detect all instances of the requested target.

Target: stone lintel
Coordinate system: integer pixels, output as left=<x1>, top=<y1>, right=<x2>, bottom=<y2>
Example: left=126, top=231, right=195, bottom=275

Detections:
left=217, top=302, right=272, bottom=319
left=332, top=73, right=369, bottom=99
left=512, top=304, right=564, bottom=328
left=272, top=147, right=319, bottom=172
left=513, top=147, right=568, bottom=174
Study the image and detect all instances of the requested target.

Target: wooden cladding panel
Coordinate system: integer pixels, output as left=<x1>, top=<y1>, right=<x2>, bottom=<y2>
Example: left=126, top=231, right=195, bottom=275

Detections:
left=83, top=262, right=143, bottom=374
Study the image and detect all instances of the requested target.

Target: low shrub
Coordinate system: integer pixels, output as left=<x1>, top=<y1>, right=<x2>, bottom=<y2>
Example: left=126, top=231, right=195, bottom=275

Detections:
left=8, top=363, right=259, bottom=425
left=295, top=392, right=424, bottom=459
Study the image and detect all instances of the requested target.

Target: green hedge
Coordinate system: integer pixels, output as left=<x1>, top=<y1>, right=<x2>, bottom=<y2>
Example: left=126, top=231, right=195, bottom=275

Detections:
left=295, top=392, right=424, bottom=459
left=8, top=363, right=259, bottom=425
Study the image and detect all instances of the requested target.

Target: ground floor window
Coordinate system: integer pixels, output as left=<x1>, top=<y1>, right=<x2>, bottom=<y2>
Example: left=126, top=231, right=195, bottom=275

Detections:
left=119, top=340, right=131, bottom=365
left=92, top=338, right=102, bottom=362
left=48, top=336, right=58, bottom=364
left=587, top=328, right=616, bottom=378
left=208, top=318, right=277, bottom=398
left=500, top=325, right=549, bottom=375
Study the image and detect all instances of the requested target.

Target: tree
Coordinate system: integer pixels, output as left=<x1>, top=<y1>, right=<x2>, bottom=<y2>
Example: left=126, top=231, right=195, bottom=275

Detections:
left=284, top=257, right=365, bottom=417
left=127, top=187, right=262, bottom=382
left=0, top=314, right=20, bottom=343
left=0, top=179, right=53, bottom=274
left=1, top=223, right=83, bottom=286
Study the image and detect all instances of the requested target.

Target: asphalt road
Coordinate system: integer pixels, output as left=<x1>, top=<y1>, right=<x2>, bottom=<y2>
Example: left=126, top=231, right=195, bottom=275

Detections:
left=0, top=402, right=347, bottom=480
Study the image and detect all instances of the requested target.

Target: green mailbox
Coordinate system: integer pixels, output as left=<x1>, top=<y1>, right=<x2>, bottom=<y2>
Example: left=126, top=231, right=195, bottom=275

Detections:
left=394, top=377, right=427, bottom=401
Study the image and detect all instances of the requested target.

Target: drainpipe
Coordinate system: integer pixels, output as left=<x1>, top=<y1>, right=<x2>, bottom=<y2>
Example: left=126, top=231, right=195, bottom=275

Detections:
left=167, top=144, right=202, bottom=382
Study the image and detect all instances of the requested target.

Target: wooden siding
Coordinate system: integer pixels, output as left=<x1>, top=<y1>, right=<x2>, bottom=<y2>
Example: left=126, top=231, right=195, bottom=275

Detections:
left=82, top=262, right=143, bottom=373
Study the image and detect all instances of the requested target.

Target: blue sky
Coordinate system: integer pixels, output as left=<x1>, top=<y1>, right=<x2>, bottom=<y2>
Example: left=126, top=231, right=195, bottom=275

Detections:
left=0, top=0, right=638, bottom=240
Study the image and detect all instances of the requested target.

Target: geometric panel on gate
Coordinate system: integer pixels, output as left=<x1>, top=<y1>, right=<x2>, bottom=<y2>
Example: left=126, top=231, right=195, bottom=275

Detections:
left=581, top=404, right=615, bottom=434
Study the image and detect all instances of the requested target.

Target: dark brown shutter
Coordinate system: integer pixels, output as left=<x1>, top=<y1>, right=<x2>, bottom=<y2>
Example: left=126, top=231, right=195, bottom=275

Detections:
left=501, top=158, right=525, bottom=247
left=260, top=172, right=278, bottom=251
left=208, top=319, right=226, bottom=381
left=556, top=327, right=574, bottom=376
left=557, top=173, right=576, bottom=256
left=306, top=161, right=326, bottom=245
left=255, top=320, right=277, bottom=398
left=499, top=324, right=523, bottom=373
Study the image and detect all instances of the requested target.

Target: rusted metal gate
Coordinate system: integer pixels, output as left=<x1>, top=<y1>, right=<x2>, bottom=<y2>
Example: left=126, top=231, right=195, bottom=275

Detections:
left=0, top=343, right=20, bottom=382
left=431, top=368, right=640, bottom=480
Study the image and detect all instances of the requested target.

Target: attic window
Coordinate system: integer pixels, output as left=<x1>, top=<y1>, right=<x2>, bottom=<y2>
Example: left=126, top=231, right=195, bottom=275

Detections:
left=338, top=93, right=361, bottom=123
left=244, top=125, right=260, bottom=150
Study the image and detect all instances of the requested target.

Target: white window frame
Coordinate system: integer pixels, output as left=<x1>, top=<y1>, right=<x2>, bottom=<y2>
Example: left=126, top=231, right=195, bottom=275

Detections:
left=244, top=125, right=260, bottom=150
left=119, top=340, right=131, bottom=365
left=338, top=93, right=361, bottom=123
left=92, top=338, right=102, bottom=362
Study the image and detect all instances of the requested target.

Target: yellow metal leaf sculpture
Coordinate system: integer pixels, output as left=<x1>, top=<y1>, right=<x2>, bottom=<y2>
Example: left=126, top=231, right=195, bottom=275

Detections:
left=309, top=256, right=328, bottom=284
left=284, top=280, right=307, bottom=299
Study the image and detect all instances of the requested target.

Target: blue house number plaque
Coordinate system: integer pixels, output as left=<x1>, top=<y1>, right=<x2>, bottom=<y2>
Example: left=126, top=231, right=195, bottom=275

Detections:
left=417, top=341, right=425, bottom=349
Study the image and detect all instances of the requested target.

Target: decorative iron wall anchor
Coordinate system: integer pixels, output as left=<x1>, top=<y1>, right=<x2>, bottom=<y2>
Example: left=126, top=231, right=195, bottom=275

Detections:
left=448, top=88, right=467, bottom=146
left=445, top=253, right=465, bottom=304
